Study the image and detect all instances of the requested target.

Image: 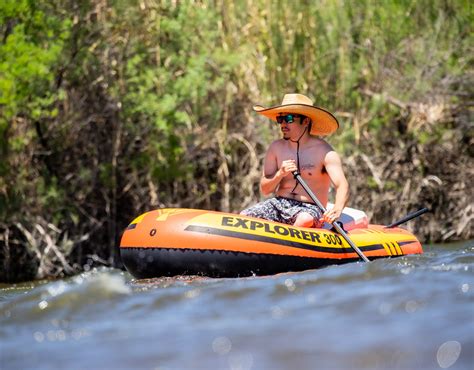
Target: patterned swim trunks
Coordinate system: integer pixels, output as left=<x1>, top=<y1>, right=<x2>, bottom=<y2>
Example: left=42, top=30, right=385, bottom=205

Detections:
left=240, top=196, right=324, bottom=227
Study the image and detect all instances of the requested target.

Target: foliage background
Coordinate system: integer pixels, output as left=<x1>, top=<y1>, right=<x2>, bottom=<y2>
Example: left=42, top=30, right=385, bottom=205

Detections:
left=0, top=0, right=472, bottom=281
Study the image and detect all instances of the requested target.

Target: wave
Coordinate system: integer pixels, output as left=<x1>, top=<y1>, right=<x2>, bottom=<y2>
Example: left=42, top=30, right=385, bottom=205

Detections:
left=0, top=268, right=130, bottom=327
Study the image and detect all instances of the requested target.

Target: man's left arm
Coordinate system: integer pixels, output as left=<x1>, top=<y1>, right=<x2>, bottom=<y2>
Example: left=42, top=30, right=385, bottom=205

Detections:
left=323, top=150, right=350, bottom=224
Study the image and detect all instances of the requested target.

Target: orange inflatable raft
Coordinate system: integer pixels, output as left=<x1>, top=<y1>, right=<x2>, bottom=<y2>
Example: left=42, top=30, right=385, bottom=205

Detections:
left=119, top=208, right=423, bottom=278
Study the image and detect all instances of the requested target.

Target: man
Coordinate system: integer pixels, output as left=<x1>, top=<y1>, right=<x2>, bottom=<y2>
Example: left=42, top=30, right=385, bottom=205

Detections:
left=241, top=93, right=349, bottom=228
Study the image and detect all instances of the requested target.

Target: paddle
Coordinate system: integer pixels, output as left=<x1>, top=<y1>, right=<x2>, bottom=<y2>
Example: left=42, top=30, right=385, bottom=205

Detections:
left=386, top=207, right=429, bottom=228
left=292, top=171, right=370, bottom=263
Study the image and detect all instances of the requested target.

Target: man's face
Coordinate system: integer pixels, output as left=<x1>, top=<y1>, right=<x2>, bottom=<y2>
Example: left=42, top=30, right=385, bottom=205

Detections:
left=278, top=113, right=307, bottom=140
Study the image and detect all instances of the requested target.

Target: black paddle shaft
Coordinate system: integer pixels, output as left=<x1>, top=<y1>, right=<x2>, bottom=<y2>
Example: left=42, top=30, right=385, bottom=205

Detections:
left=292, top=171, right=370, bottom=263
left=386, top=208, right=430, bottom=228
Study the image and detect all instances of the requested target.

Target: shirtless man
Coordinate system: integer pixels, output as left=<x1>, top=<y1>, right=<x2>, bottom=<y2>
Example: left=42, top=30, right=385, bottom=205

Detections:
left=241, top=93, right=349, bottom=228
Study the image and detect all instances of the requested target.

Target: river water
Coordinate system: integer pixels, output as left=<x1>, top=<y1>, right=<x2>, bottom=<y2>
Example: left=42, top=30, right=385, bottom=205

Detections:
left=1, top=240, right=473, bottom=370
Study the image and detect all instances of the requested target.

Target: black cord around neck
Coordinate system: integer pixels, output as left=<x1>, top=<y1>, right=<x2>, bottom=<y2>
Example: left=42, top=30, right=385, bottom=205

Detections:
left=290, top=127, right=307, bottom=194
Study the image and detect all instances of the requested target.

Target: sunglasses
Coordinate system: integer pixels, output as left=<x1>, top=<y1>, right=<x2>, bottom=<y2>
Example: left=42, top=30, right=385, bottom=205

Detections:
left=276, top=114, right=301, bottom=124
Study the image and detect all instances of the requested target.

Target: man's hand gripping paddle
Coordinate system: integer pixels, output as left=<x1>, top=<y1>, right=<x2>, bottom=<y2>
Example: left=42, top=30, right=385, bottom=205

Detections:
left=292, top=171, right=370, bottom=263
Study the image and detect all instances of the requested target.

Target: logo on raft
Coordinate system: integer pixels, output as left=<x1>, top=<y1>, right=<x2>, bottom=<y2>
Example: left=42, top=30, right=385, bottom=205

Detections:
left=221, top=216, right=343, bottom=246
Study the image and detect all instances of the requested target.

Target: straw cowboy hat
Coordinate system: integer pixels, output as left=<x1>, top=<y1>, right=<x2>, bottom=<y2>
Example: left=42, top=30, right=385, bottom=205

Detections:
left=253, top=93, right=339, bottom=136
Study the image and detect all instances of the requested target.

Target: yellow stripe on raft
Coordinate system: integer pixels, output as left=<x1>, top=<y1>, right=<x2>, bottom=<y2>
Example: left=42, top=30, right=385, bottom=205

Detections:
left=130, top=213, right=146, bottom=225
left=188, top=213, right=346, bottom=249
left=394, top=242, right=403, bottom=255
left=186, top=213, right=416, bottom=252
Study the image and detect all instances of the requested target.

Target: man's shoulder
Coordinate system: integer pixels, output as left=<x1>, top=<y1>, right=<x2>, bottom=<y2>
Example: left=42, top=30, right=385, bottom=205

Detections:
left=308, top=137, right=334, bottom=151
left=269, top=138, right=287, bottom=148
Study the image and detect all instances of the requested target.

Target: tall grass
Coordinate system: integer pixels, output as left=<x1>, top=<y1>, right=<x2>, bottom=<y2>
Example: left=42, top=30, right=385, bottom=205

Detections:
left=0, top=0, right=471, bottom=280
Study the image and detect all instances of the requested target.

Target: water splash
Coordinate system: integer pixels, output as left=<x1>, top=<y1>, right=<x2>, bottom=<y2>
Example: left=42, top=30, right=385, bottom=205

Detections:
left=0, top=268, right=130, bottom=325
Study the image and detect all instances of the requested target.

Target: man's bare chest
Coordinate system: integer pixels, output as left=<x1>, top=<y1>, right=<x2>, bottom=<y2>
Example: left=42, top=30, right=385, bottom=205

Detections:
left=277, top=147, right=326, bottom=176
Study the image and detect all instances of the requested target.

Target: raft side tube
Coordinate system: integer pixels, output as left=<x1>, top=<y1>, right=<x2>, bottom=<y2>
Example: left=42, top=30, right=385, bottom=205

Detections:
left=120, top=246, right=362, bottom=278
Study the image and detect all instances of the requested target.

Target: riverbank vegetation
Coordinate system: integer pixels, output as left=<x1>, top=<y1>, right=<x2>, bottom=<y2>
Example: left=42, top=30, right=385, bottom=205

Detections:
left=1, top=0, right=472, bottom=282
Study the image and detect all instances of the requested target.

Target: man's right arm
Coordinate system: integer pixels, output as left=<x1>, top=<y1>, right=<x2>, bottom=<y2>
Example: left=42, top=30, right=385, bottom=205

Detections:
left=260, top=170, right=284, bottom=197
left=260, top=145, right=281, bottom=196
left=260, top=143, right=297, bottom=196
